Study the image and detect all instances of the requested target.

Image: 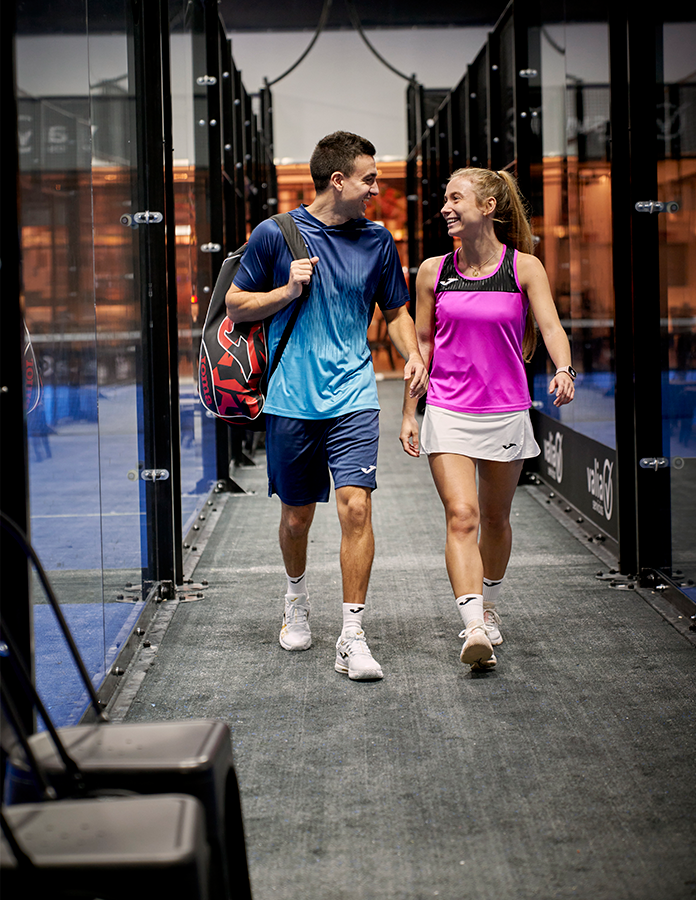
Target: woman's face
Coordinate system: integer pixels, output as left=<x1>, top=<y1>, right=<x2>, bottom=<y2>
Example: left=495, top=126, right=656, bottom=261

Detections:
left=441, top=176, right=494, bottom=238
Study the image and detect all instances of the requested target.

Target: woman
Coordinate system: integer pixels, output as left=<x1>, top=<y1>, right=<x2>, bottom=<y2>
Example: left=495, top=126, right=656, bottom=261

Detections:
left=400, top=167, right=575, bottom=670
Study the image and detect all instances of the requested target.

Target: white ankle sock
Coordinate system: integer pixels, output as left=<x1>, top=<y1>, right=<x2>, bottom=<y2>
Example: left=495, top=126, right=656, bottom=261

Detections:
left=286, top=572, right=307, bottom=597
left=483, top=577, right=503, bottom=606
left=342, top=603, right=365, bottom=634
left=456, top=593, right=484, bottom=629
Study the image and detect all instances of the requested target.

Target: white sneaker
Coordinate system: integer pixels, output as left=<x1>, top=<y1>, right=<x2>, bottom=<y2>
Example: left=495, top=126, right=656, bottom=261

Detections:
left=459, top=620, right=495, bottom=668
left=335, top=628, right=383, bottom=681
left=279, top=594, right=311, bottom=651
left=483, top=605, right=503, bottom=646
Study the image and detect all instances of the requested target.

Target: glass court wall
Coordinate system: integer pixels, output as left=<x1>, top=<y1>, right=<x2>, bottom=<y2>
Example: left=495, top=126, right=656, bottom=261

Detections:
left=16, top=2, right=149, bottom=726
left=659, top=22, right=696, bottom=599
left=12, top=0, right=273, bottom=727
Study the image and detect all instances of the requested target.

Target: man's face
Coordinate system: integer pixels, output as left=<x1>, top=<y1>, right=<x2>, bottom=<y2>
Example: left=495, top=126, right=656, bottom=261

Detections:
left=338, top=155, right=379, bottom=218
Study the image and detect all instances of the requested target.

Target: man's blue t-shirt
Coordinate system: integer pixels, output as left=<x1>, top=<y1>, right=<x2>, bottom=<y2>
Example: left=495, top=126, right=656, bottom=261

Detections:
left=233, top=205, right=409, bottom=420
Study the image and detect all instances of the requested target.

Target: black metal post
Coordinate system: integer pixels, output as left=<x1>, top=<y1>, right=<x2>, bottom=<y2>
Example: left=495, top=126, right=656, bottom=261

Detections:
left=203, top=7, right=246, bottom=489
left=0, top=0, right=34, bottom=740
left=469, top=44, right=489, bottom=168
left=160, top=0, right=183, bottom=584
left=130, top=0, right=178, bottom=591
left=406, top=80, right=424, bottom=305
left=259, top=81, right=278, bottom=218
left=514, top=2, right=543, bottom=211
left=221, top=40, right=241, bottom=250
left=609, top=5, right=671, bottom=577
left=204, top=0, right=225, bottom=274
left=488, top=18, right=503, bottom=172
left=450, top=79, right=466, bottom=172
left=232, top=67, right=247, bottom=245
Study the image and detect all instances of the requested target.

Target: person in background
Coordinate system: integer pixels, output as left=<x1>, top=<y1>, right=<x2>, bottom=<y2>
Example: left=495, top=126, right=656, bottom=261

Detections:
left=400, top=167, right=575, bottom=670
left=227, top=131, right=428, bottom=681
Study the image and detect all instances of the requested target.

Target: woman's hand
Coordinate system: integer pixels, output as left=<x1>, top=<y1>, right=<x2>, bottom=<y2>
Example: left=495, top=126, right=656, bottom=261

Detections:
left=399, top=414, right=421, bottom=457
left=548, top=372, right=575, bottom=407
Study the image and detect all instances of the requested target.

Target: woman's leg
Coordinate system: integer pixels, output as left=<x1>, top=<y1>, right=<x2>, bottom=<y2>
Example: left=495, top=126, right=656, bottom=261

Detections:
left=477, top=458, right=524, bottom=581
left=428, top=453, right=482, bottom=597
left=429, top=452, right=496, bottom=667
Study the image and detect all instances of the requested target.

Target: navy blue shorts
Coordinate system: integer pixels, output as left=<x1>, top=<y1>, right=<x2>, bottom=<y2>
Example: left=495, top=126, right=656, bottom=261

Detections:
left=265, top=409, right=380, bottom=506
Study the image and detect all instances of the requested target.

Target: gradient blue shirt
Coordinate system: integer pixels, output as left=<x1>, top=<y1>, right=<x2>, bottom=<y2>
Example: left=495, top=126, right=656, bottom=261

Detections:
left=233, top=205, right=409, bottom=419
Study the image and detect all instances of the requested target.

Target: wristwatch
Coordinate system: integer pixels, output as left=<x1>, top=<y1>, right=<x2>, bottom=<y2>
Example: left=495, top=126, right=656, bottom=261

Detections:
left=555, top=366, right=576, bottom=380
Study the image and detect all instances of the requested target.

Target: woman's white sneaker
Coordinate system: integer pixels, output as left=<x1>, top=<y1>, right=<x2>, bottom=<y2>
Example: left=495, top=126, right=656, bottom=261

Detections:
left=279, top=595, right=311, bottom=651
left=459, top=620, right=495, bottom=668
left=483, top=605, right=503, bottom=646
left=335, top=628, right=383, bottom=680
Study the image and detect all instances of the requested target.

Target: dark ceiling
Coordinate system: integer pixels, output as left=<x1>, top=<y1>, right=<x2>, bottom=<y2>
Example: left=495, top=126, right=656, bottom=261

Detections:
left=218, top=0, right=507, bottom=31
left=16, top=0, right=629, bottom=36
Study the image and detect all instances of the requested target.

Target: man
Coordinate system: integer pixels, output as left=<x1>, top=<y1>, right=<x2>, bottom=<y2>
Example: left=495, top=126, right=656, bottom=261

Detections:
left=226, top=131, right=427, bottom=681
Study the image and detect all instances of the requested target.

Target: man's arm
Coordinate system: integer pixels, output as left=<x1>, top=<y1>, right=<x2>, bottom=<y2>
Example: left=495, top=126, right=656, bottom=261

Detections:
left=398, top=257, right=439, bottom=456
left=382, top=304, right=428, bottom=399
left=225, top=257, right=318, bottom=323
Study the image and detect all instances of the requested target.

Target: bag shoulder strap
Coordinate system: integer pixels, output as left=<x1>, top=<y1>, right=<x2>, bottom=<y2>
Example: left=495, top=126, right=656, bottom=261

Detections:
left=271, top=211, right=310, bottom=261
left=267, top=212, right=313, bottom=381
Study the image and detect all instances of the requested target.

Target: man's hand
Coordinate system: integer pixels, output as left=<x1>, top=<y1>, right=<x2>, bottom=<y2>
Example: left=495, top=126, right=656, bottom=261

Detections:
left=403, top=353, right=428, bottom=399
left=226, top=255, right=319, bottom=323
left=287, top=257, right=319, bottom=300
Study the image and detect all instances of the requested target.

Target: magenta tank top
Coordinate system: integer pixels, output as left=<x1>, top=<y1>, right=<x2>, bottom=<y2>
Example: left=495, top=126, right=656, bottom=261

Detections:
left=426, top=245, right=531, bottom=414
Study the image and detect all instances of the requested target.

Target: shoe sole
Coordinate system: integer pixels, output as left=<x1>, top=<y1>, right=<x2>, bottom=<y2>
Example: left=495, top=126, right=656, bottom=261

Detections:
left=460, top=633, right=494, bottom=666
left=334, top=660, right=384, bottom=680
left=279, top=632, right=311, bottom=651
left=471, top=656, right=497, bottom=671
left=487, top=633, right=503, bottom=646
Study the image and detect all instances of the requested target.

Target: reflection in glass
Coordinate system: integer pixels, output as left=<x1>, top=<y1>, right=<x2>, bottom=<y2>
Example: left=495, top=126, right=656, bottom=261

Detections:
left=89, top=19, right=145, bottom=663
left=16, top=2, right=145, bottom=726
left=661, top=22, right=696, bottom=593
left=534, top=20, right=615, bottom=448
left=170, top=20, right=218, bottom=536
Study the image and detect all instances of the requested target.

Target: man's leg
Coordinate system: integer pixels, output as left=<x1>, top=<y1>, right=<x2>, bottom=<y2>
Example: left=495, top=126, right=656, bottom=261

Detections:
left=333, top=484, right=382, bottom=680
left=278, top=502, right=316, bottom=651
left=327, top=409, right=383, bottom=680
left=279, top=501, right=316, bottom=578
left=266, top=413, right=329, bottom=653
left=335, top=486, right=374, bottom=607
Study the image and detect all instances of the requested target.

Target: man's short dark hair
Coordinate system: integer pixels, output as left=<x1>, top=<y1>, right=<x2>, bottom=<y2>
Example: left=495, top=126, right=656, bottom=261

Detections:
left=309, top=131, right=376, bottom=193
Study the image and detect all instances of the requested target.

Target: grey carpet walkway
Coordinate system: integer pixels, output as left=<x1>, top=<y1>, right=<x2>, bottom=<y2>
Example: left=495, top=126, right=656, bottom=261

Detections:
left=119, top=380, right=696, bottom=900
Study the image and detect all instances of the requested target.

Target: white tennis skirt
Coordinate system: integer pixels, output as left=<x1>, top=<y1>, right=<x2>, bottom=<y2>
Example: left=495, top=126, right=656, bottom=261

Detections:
left=420, top=405, right=541, bottom=462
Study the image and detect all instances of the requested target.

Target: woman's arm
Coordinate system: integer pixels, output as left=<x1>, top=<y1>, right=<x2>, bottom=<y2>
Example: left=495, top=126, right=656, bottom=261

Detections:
left=517, top=253, right=575, bottom=407
left=399, top=257, right=440, bottom=456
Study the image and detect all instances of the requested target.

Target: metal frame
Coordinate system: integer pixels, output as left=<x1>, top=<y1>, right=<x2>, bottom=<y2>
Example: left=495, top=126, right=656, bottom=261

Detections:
left=130, top=0, right=181, bottom=593
left=0, top=0, right=34, bottom=738
left=468, top=43, right=489, bottom=168
left=609, top=6, right=672, bottom=578
left=161, top=0, right=184, bottom=585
